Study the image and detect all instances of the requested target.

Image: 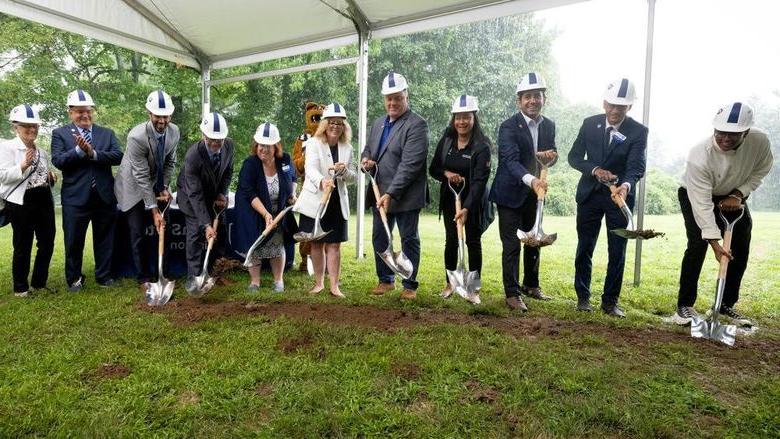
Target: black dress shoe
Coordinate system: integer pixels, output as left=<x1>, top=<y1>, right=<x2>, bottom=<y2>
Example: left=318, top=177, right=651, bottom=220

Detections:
left=576, top=298, right=593, bottom=312
left=505, top=296, right=528, bottom=312
left=601, top=304, right=626, bottom=318
left=97, top=278, right=116, bottom=288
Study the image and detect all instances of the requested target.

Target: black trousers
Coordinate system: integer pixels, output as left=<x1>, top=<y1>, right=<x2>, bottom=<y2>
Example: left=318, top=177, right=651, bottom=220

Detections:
left=10, top=186, right=55, bottom=293
left=497, top=197, right=540, bottom=298
left=125, top=201, right=171, bottom=283
left=183, top=213, right=227, bottom=278
left=371, top=208, right=421, bottom=290
left=62, top=189, right=116, bottom=285
left=441, top=197, right=482, bottom=283
left=677, top=187, right=752, bottom=308
left=573, top=187, right=630, bottom=306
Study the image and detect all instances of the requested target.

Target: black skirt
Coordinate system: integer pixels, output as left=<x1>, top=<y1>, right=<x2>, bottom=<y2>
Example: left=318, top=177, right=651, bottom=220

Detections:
left=298, top=188, right=348, bottom=243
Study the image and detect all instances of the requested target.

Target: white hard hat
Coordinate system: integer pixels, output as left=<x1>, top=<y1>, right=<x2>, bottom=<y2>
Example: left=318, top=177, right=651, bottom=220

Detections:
left=516, top=72, right=547, bottom=94
left=451, top=94, right=479, bottom=113
left=253, top=121, right=281, bottom=145
left=322, top=102, right=347, bottom=119
left=9, top=104, right=42, bottom=124
left=603, top=78, right=635, bottom=105
left=145, top=90, right=175, bottom=116
left=67, top=89, right=95, bottom=107
left=712, top=102, right=754, bottom=132
left=381, top=71, right=408, bottom=95
left=200, top=112, right=228, bottom=139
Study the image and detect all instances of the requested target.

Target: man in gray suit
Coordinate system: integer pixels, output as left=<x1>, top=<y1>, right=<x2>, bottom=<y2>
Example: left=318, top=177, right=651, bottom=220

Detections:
left=361, top=71, right=429, bottom=300
left=114, top=90, right=179, bottom=292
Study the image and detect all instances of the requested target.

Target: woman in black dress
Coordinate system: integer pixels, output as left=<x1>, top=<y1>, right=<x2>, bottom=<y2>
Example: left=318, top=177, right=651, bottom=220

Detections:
left=293, top=103, right=355, bottom=297
left=429, top=95, right=492, bottom=299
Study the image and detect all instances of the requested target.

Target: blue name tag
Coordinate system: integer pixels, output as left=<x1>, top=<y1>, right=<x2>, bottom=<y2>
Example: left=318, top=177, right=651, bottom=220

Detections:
left=611, top=131, right=627, bottom=144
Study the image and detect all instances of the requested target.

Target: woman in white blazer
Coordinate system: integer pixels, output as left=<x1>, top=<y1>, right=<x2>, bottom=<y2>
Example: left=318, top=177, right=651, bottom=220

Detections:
left=0, top=105, right=57, bottom=297
left=293, top=103, right=356, bottom=297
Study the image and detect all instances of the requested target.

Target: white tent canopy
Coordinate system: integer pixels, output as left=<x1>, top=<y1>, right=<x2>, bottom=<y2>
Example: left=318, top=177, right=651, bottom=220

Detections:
left=1, top=0, right=585, bottom=70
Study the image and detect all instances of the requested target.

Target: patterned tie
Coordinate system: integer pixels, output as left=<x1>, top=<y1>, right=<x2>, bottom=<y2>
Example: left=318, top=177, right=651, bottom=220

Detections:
left=605, top=126, right=614, bottom=147
left=212, top=151, right=221, bottom=174
left=154, top=135, right=165, bottom=193
left=82, top=128, right=96, bottom=187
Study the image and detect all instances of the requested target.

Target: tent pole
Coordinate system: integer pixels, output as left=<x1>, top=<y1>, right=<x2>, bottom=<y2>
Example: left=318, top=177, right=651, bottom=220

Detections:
left=201, top=61, right=211, bottom=117
left=355, top=30, right=370, bottom=259
left=634, top=0, right=657, bottom=286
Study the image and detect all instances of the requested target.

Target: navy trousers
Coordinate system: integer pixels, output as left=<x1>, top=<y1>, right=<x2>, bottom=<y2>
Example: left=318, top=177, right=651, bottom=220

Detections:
left=372, top=207, right=421, bottom=291
left=574, top=187, right=631, bottom=306
left=62, top=189, right=116, bottom=285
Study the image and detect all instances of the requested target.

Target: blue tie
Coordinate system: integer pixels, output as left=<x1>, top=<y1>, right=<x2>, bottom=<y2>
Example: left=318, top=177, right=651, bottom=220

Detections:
left=82, top=128, right=96, bottom=187
left=212, top=152, right=221, bottom=174
left=154, top=135, right=165, bottom=193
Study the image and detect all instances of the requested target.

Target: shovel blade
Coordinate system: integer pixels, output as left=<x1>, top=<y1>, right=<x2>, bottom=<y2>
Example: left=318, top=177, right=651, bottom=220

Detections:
left=378, top=250, right=409, bottom=280
left=610, top=228, right=639, bottom=239
left=159, top=279, right=175, bottom=305
left=711, top=323, right=737, bottom=346
left=394, top=251, right=414, bottom=279
left=306, top=255, right=314, bottom=276
left=145, top=283, right=162, bottom=306
left=446, top=269, right=468, bottom=299
left=464, top=271, right=481, bottom=294
left=690, top=316, right=710, bottom=339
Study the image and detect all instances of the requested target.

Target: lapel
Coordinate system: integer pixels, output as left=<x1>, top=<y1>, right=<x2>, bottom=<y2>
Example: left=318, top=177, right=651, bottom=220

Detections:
left=145, top=122, right=161, bottom=168
left=516, top=113, right=535, bottom=152
left=198, top=141, right=219, bottom=187
left=320, top=141, right=335, bottom=170
left=377, top=113, right=408, bottom=163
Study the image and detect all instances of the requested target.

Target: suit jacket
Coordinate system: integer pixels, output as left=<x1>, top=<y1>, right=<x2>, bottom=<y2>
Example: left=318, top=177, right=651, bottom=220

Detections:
left=489, top=113, right=556, bottom=209
left=428, top=133, right=491, bottom=214
left=176, top=139, right=234, bottom=229
left=293, top=136, right=356, bottom=219
left=567, top=114, right=648, bottom=205
left=114, top=121, right=179, bottom=212
left=51, top=123, right=123, bottom=206
left=0, top=136, right=52, bottom=205
left=361, top=110, right=429, bottom=213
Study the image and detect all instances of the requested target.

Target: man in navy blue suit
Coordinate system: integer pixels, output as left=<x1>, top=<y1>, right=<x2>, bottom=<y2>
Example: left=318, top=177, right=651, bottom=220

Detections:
left=51, top=89, right=123, bottom=292
left=489, top=72, right=558, bottom=312
left=567, top=78, right=648, bottom=317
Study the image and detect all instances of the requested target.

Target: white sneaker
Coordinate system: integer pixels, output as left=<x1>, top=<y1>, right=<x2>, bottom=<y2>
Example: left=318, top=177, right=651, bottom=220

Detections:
left=14, top=291, right=29, bottom=298
left=272, top=281, right=284, bottom=293
left=670, top=306, right=699, bottom=326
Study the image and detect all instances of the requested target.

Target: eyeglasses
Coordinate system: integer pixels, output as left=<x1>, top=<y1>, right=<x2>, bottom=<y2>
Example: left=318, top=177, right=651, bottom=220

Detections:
left=258, top=143, right=274, bottom=149
left=205, top=137, right=224, bottom=146
left=714, top=130, right=745, bottom=139
left=328, top=120, right=345, bottom=126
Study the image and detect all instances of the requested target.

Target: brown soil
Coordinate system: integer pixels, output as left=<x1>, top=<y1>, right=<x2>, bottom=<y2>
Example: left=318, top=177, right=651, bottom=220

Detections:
left=463, top=379, right=499, bottom=404
left=138, top=298, right=780, bottom=366
left=277, top=334, right=315, bottom=354
left=92, top=363, right=131, bottom=380
left=390, top=362, right=422, bottom=380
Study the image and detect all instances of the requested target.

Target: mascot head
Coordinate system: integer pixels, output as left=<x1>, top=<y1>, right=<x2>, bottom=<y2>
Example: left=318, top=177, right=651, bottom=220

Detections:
left=304, top=101, right=325, bottom=135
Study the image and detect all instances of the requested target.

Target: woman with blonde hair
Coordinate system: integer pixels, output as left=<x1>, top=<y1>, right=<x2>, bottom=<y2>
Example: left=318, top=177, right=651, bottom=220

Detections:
left=293, top=103, right=355, bottom=297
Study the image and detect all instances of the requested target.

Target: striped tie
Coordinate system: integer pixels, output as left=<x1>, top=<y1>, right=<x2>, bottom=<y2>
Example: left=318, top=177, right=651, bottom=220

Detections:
left=82, top=128, right=96, bottom=187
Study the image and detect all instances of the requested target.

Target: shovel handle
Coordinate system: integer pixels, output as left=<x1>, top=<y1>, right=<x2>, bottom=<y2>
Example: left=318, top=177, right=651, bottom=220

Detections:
left=608, top=184, right=626, bottom=208
left=534, top=167, right=549, bottom=200
left=454, top=192, right=465, bottom=241
left=206, top=216, right=220, bottom=251
left=158, top=226, right=165, bottom=256
left=263, top=207, right=292, bottom=237
left=718, top=229, right=733, bottom=279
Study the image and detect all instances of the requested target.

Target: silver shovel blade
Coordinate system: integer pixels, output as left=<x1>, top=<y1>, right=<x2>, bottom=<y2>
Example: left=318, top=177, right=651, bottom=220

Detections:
left=159, top=279, right=175, bottom=305
left=610, top=228, right=640, bottom=239
left=690, top=316, right=710, bottom=339
left=306, top=256, right=314, bottom=276
left=378, top=250, right=409, bottom=280
left=712, top=323, right=737, bottom=346
left=394, top=251, right=414, bottom=279
left=446, top=269, right=468, bottom=300
left=145, top=283, right=162, bottom=306
left=464, top=271, right=481, bottom=295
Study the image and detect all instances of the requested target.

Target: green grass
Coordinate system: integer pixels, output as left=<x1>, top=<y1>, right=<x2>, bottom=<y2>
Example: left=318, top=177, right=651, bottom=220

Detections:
left=1, top=211, right=778, bottom=437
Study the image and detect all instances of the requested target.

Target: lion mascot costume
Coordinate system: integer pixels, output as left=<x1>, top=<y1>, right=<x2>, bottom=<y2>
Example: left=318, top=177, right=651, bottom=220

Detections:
left=292, top=101, right=324, bottom=272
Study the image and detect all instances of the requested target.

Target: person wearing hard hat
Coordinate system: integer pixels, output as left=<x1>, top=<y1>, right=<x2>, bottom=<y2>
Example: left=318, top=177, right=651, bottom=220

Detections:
left=671, top=102, right=773, bottom=327
left=114, top=90, right=180, bottom=293
left=489, top=73, right=558, bottom=312
left=0, top=105, right=57, bottom=297
left=177, top=112, right=235, bottom=294
left=293, top=103, right=356, bottom=298
left=51, top=89, right=123, bottom=292
left=234, top=122, right=297, bottom=293
left=429, top=95, right=492, bottom=301
left=361, top=71, right=430, bottom=300
left=567, top=78, right=648, bottom=317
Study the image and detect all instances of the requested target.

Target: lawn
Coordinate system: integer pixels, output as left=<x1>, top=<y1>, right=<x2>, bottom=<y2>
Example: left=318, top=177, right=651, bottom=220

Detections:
left=1, top=211, right=778, bottom=437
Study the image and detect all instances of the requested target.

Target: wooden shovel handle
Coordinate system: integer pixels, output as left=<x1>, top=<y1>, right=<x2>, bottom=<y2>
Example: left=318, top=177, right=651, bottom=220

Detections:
left=158, top=226, right=165, bottom=256
left=608, top=184, right=626, bottom=208
left=206, top=217, right=219, bottom=251
left=718, top=229, right=733, bottom=278
left=262, top=207, right=291, bottom=237
left=534, top=167, right=549, bottom=200
left=320, top=181, right=335, bottom=203
left=455, top=193, right=464, bottom=241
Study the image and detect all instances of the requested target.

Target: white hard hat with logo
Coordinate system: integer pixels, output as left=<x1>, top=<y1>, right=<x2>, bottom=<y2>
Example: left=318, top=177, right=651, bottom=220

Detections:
left=322, top=102, right=347, bottom=119
left=381, top=71, right=408, bottom=95
left=145, top=90, right=175, bottom=116
left=603, top=78, right=636, bottom=105
left=516, top=72, right=547, bottom=94
left=451, top=94, right=479, bottom=113
left=712, top=102, right=754, bottom=132
left=200, top=112, right=228, bottom=139
left=9, top=104, right=42, bottom=124
left=254, top=122, right=281, bottom=145
left=67, top=89, right=95, bottom=107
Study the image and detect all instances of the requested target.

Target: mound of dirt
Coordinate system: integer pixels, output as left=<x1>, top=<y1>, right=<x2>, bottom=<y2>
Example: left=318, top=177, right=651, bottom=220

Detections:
left=92, top=363, right=130, bottom=380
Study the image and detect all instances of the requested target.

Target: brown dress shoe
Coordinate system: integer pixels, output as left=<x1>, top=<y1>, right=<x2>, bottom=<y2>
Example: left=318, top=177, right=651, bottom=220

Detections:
left=523, top=286, right=551, bottom=301
left=400, top=289, right=417, bottom=300
left=505, top=296, right=528, bottom=312
left=371, top=282, right=395, bottom=295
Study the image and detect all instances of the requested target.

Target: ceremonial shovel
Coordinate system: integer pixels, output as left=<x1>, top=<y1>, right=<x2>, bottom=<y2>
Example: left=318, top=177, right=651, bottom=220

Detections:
left=517, top=154, right=557, bottom=247
left=364, top=168, right=413, bottom=280
left=145, top=201, right=174, bottom=306
left=244, top=206, right=295, bottom=266
left=445, top=181, right=481, bottom=304
left=293, top=184, right=334, bottom=243
left=191, top=204, right=226, bottom=297
left=690, top=207, right=744, bottom=346
left=604, top=179, right=664, bottom=240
